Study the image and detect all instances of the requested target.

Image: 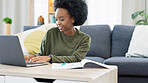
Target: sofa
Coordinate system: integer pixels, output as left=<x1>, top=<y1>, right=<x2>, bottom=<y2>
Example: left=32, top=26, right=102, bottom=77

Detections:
left=23, top=24, right=148, bottom=83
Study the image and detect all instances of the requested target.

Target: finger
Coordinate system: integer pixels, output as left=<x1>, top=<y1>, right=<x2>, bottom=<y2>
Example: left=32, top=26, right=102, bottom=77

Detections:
left=36, top=60, right=47, bottom=63
left=24, top=55, right=29, bottom=62
left=26, top=60, right=30, bottom=63
left=29, top=57, right=38, bottom=63
left=35, top=56, right=43, bottom=60
left=25, top=55, right=34, bottom=62
left=28, top=55, right=35, bottom=60
left=24, top=55, right=28, bottom=60
left=26, top=55, right=30, bottom=60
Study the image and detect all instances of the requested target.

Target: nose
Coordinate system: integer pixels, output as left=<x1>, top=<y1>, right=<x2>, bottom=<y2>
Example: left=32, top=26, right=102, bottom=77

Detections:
left=56, top=20, right=62, bottom=26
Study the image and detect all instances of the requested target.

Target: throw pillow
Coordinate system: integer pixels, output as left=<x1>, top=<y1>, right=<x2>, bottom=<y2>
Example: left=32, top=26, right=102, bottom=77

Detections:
left=126, top=25, right=148, bottom=57
left=16, top=24, right=57, bottom=55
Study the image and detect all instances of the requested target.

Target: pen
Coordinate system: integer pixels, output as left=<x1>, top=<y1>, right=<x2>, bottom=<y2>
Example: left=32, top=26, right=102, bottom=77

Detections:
left=61, top=63, right=66, bottom=66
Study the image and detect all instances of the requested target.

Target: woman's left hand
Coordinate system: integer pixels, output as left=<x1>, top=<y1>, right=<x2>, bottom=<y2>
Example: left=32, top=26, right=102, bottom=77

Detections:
left=29, top=56, right=51, bottom=63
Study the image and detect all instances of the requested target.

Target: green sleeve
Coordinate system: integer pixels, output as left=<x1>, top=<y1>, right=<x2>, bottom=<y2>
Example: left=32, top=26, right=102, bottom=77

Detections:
left=51, top=36, right=91, bottom=63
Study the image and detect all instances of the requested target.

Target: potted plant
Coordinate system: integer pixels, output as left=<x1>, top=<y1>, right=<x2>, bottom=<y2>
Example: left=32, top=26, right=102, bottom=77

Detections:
left=131, top=10, right=148, bottom=25
left=2, top=17, right=12, bottom=35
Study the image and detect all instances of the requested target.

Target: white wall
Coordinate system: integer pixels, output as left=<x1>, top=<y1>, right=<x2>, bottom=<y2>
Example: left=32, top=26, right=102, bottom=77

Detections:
left=86, top=0, right=147, bottom=26
left=147, top=0, right=148, bottom=14
left=34, top=0, right=48, bottom=26
left=86, top=0, right=122, bottom=29
left=122, top=0, right=145, bottom=25
left=0, top=0, right=2, bottom=34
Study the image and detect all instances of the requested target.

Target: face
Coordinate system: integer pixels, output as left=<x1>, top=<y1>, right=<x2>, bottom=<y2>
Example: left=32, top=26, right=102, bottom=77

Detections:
left=55, top=8, right=74, bottom=32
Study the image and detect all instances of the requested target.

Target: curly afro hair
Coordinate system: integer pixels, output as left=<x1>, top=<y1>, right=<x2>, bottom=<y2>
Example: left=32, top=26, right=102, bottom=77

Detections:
left=54, top=0, right=88, bottom=26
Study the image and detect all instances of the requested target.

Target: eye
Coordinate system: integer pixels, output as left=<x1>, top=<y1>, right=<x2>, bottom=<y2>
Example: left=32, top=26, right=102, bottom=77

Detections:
left=60, top=19, right=65, bottom=21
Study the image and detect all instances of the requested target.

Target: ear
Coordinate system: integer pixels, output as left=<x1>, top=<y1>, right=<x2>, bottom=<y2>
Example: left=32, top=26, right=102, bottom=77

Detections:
left=71, top=16, right=75, bottom=24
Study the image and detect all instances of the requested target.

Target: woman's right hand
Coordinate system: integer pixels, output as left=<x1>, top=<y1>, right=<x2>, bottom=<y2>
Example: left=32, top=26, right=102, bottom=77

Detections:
left=24, top=55, right=36, bottom=63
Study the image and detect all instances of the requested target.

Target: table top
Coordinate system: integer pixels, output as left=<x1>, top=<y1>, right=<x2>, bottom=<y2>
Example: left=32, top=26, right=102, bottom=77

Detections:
left=0, top=64, right=117, bottom=83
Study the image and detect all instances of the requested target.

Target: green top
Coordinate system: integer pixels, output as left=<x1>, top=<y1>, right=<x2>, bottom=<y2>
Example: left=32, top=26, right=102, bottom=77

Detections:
left=36, top=27, right=91, bottom=63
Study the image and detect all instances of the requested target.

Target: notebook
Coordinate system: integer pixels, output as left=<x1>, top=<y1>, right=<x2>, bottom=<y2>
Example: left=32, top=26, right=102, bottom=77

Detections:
left=0, top=35, right=49, bottom=67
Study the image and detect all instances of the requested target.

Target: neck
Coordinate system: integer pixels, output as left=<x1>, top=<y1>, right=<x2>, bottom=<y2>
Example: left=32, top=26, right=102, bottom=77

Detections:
left=64, top=28, right=76, bottom=36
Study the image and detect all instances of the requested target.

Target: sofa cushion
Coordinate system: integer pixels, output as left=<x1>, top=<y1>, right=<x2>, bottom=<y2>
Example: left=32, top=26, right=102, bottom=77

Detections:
left=85, top=57, right=105, bottom=63
left=80, top=25, right=111, bottom=59
left=104, top=57, right=148, bottom=76
left=119, top=76, right=148, bottom=83
left=111, top=25, right=135, bottom=57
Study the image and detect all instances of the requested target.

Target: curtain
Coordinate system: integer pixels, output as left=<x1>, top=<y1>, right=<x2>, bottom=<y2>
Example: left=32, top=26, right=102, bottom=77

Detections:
left=86, top=0, right=122, bottom=29
left=0, top=0, right=29, bottom=34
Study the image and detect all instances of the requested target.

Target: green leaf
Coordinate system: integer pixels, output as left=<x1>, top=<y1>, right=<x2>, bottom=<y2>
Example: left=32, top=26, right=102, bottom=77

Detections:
left=144, top=20, right=148, bottom=25
left=2, top=17, right=12, bottom=24
left=143, top=13, right=148, bottom=19
left=9, top=19, right=12, bottom=24
left=136, top=22, right=145, bottom=25
left=136, top=20, right=145, bottom=25
left=5, top=18, right=10, bottom=23
left=139, top=10, right=144, bottom=15
left=132, top=11, right=140, bottom=19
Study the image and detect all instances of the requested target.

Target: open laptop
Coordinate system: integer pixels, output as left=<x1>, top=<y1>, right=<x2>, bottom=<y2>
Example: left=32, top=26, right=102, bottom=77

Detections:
left=0, top=35, right=49, bottom=67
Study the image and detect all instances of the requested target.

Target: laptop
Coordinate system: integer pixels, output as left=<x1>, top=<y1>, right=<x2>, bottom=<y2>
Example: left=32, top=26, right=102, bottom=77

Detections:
left=0, top=35, right=49, bottom=67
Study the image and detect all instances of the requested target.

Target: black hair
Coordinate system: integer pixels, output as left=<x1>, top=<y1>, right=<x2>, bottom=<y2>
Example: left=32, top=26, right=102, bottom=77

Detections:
left=54, top=0, right=88, bottom=26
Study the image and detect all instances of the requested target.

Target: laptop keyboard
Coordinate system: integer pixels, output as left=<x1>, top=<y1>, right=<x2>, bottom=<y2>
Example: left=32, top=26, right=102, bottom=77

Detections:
left=27, top=62, right=43, bottom=65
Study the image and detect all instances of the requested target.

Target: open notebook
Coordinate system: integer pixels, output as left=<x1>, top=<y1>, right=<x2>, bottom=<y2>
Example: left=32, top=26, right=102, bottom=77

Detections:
left=0, top=35, right=49, bottom=67
left=52, top=59, right=110, bottom=69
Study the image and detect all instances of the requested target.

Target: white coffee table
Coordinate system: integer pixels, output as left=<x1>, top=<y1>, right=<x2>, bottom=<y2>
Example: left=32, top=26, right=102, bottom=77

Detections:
left=0, top=64, right=117, bottom=83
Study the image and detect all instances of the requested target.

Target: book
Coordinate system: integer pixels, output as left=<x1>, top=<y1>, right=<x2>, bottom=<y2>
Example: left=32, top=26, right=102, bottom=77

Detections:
left=51, top=59, right=110, bottom=69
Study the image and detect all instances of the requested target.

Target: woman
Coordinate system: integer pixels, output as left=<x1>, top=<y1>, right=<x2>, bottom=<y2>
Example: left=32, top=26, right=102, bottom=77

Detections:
left=25, top=0, right=90, bottom=64
left=24, top=0, right=90, bottom=83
